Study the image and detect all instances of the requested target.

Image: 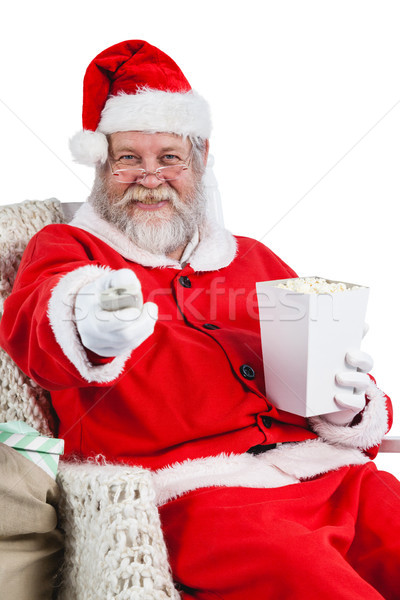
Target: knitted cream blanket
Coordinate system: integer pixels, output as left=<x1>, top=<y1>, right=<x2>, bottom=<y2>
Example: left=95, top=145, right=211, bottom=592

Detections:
left=0, top=199, right=64, bottom=434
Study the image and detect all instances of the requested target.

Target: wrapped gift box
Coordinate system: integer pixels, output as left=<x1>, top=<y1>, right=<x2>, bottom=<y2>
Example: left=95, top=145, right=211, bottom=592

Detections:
left=0, top=421, right=64, bottom=480
left=256, top=277, right=369, bottom=418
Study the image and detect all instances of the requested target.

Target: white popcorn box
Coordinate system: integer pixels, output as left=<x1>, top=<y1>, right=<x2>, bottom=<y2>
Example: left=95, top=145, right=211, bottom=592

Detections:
left=256, top=277, right=369, bottom=418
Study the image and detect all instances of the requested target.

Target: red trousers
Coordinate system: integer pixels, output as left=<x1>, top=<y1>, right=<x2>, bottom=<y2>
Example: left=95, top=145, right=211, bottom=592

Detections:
left=159, top=463, right=400, bottom=599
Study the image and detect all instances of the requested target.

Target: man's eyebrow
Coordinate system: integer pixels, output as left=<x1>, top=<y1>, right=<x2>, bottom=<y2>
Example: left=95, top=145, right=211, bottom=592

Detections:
left=111, top=146, right=138, bottom=154
left=112, top=145, right=187, bottom=154
left=157, top=146, right=186, bottom=153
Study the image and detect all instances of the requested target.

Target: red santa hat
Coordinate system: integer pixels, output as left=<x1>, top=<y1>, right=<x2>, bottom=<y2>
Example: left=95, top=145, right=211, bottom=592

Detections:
left=70, top=40, right=212, bottom=166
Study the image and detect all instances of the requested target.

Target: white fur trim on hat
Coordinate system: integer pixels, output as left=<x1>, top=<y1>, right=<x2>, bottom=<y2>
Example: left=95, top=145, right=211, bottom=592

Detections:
left=69, top=130, right=108, bottom=166
left=70, top=89, right=211, bottom=166
left=98, top=88, right=212, bottom=140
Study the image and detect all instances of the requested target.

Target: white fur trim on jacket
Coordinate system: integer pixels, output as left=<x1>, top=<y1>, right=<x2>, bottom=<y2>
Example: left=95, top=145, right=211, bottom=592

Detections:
left=152, top=438, right=369, bottom=506
left=308, top=381, right=389, bottom=450
left=48, top=264, right=132, bottom=383
left=70, top=202, right=237, bottom=272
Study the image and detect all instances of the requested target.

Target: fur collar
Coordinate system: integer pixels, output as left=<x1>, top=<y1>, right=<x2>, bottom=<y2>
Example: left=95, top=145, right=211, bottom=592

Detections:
left=70, top=202, right=237, bottom=271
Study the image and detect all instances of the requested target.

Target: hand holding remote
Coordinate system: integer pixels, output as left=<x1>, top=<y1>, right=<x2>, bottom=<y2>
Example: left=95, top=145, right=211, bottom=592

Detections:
left=74, top=269, right=158, bottom=357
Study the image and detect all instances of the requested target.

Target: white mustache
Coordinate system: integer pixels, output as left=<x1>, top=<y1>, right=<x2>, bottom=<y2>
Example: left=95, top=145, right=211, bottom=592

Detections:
left=114, top=185, right=181, bottom=208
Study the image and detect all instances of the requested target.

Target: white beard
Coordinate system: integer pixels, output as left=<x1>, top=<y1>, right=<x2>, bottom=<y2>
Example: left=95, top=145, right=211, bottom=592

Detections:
left=88, top=175, right=207, bottom=256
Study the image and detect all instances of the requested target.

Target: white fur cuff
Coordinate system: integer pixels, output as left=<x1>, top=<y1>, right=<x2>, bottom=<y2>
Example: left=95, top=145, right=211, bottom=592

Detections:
left=47, top=265, right=132, bottom=383
left=308, top=382, right=389, bottom=450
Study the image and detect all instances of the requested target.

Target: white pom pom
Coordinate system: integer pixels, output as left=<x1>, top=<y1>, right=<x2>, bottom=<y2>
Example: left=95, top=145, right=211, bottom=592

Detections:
left=69, top=130, right=108, bottom=166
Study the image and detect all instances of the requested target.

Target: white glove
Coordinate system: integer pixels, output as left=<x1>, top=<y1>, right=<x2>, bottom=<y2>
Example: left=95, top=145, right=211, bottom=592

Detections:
left=325, top=346, right=373, bottom=425
left=74, top=269, right=158, bottom=357
left=323, top=321, right=373, bottom=425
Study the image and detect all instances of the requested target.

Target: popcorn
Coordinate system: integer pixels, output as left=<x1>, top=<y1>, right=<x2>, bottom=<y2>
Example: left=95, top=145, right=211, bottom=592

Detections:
left=276, top=277, right=360, bottom=294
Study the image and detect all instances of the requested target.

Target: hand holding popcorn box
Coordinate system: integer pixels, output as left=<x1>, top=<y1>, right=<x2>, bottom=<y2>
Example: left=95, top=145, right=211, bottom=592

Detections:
left=256, top=277, right=369, bottom=418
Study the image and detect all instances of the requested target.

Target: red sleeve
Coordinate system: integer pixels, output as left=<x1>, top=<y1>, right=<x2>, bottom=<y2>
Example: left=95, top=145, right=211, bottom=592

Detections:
left=0, top=225, right=113, bottom=390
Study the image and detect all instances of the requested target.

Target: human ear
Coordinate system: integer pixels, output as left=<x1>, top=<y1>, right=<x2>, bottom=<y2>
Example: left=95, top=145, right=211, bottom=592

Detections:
left=203, top=140, right=210, bottom=166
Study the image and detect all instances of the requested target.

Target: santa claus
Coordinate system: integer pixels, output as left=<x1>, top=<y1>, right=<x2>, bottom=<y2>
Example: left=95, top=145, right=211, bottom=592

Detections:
left=1, top=40, right=399, bottom=599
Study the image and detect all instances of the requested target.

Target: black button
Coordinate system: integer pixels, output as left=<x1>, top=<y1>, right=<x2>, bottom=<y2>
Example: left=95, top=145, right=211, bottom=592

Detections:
left=179, top=276, right=192, bottom=288
left=240, top=364, right=255, bottom=380
left=261, top=416, right=272, bottom=428
left=202, top=323, right=220, bottom=330
left=247, top=444, right=277, bottom=455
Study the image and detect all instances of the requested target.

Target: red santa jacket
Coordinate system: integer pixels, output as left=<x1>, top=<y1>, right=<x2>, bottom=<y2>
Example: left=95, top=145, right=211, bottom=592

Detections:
left=0, top=203, right=392, bottom=500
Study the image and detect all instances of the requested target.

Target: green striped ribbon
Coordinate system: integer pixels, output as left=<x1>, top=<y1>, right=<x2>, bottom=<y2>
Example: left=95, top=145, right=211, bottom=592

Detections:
left=0, top=422, right=64, bottom=480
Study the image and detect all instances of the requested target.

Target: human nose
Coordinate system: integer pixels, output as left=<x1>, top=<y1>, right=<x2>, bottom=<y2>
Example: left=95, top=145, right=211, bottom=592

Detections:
left=139, top=171, right=163, bottom=189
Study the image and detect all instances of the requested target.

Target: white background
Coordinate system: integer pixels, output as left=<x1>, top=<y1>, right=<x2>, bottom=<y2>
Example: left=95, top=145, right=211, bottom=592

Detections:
left=1, top=1, right=399, bottom=470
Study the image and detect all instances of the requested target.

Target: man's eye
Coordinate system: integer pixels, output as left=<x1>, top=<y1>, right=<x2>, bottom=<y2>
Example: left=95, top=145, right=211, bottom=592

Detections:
left=162, top=154, right=180, bottom=162
left=120, top=155, right=135, bottom=160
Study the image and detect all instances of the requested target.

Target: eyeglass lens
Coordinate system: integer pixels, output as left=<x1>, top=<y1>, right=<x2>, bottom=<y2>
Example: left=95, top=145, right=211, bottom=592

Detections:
left=113, top=165, right=187, bottom=183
